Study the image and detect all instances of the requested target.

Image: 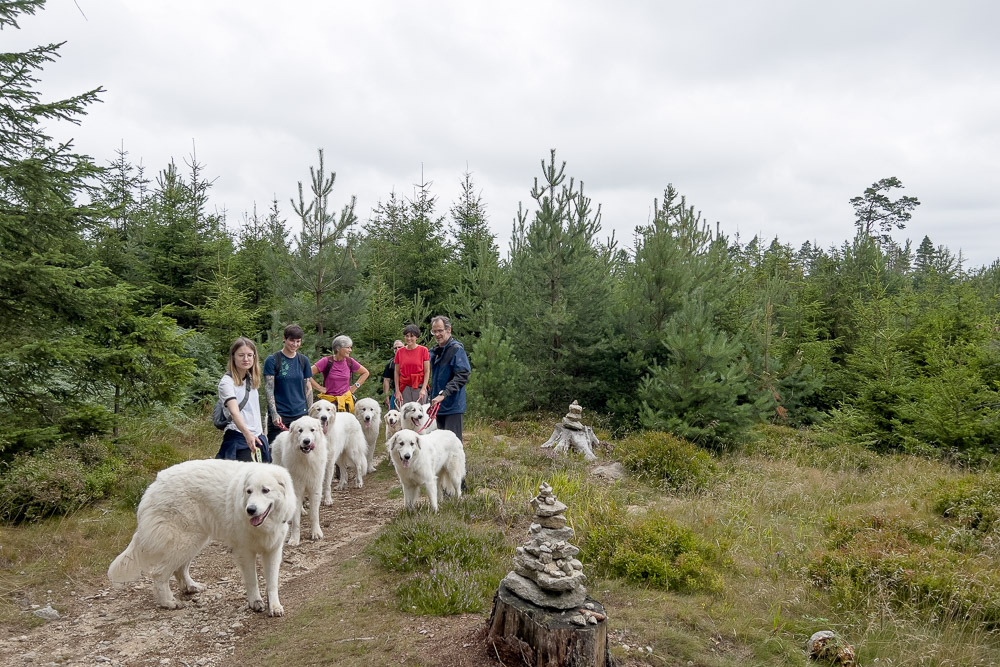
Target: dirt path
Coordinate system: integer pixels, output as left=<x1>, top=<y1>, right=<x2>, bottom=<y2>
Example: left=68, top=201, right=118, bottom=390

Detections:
left=0, top=471, right=406, bottom=666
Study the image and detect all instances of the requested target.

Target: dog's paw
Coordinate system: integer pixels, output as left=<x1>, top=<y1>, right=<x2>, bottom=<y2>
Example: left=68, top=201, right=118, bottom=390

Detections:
left=182, top=581, right=206, bottom=594
left=334, top=482, right=347, bottom=491
left=311, top=527, right=323, bottom=540
left=157, top=598, right=184, bottom=610
left=287, top=536, right=301, bottom=547
left=248, top=598, right=266, bottom=613
left=323, top=495, right=334, bottom=506
left=268, top=602, right=284, bottom=617
left=355, top=479, right=364, bottom=489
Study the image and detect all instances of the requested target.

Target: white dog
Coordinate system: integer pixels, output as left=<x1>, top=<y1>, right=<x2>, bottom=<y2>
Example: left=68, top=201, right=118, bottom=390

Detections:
left=108, top=460, right=296, bottom=616
left=271, top=416, right=327, bottom=546
left=310, top=399, right=367, bottom=495
left=384, top=409, right=402, bottom=443
left=401, top=401, right=437, bottom=433
left=354, top=397, right=382, bottom=473
left=387, top=428, right=466, bottom=512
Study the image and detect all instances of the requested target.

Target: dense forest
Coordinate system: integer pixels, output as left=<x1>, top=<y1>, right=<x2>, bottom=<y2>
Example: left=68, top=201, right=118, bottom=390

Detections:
left=4, top=0, right=1000, bottom=472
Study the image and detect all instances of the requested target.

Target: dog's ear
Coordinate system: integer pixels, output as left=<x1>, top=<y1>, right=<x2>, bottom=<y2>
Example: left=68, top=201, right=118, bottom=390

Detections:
left=387, top=433, right=398, bottom=450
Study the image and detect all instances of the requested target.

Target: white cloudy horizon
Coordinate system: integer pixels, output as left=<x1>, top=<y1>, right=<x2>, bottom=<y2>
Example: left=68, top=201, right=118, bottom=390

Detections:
left=9, top=0, right=1000, bottom=267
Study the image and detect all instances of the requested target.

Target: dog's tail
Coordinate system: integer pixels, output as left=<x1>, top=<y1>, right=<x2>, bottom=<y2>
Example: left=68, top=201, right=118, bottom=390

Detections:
left=107, top=536, right=142, bottom=583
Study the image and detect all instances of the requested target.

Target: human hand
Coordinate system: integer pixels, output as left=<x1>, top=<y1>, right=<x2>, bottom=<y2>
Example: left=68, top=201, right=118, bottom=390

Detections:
left=431, top=394, right=444, bottom=407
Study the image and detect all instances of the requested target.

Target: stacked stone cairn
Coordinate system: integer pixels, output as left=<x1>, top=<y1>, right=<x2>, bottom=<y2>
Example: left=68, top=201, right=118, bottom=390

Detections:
left=540, top=400, right=600, bottom=461
left=501, top=482, right=591, bottom=613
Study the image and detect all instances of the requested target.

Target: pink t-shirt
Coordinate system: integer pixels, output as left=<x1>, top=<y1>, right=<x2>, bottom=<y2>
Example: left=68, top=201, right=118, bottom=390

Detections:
left=315, top=356, right=361, bottom=395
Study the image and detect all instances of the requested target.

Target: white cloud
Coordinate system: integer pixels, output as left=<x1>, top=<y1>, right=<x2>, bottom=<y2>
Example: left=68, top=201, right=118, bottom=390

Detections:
left=10, top=0, right=1000, bottom=267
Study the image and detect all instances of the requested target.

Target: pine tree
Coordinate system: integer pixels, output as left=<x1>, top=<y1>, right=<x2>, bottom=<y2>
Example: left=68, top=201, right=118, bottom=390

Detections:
left=466, top=324, right=529, bottom=419
left=282, top=148, right=367, bottom=357
left=504, top=150, right=616, bottom=407
left=638, top=291, right=754, bottom=449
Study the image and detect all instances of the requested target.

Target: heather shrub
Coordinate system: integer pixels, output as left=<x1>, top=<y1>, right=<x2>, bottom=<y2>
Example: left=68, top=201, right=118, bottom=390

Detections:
left=617, top=430, right=714, bottom=491
left=582, top=507, right=722, bottom=593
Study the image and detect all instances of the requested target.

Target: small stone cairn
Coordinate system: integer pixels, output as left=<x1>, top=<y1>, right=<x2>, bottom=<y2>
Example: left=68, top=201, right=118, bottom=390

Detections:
left=541, top=400, right=600, bottom=461
left=501, top=482, right=589, bottom=610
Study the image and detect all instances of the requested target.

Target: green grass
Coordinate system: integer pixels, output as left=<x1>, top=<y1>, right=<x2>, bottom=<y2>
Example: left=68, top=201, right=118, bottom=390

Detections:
left=6, top=414, right=1000, bottom=664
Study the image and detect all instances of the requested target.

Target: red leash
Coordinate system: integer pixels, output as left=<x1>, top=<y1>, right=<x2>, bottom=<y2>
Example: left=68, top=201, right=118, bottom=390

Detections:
left=416, top=402, right=441, bottom=433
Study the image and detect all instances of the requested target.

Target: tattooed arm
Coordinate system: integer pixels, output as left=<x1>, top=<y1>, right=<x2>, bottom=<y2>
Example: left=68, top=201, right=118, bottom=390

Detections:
left=265, top=375, right=282, bottom=428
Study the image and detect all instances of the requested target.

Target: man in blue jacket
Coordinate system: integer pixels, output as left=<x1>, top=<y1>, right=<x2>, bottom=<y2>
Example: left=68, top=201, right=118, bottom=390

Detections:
left=429, top=315, right=471, bottom=442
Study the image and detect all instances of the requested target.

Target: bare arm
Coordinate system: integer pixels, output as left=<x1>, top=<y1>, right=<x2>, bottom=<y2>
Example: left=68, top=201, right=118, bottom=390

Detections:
left=352, top=365, right=370, bottom=392
left=419, top=360, right=430, bottom=400
left=226, top=397, right=262, bottom=451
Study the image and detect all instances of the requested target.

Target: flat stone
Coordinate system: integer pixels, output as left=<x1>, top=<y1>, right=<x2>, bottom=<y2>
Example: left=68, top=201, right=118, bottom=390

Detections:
left=531, top=497, right=567, bottom=517
left=537, top=514, right=567, bottom=529
left=33, top=605, right=60, bottom=621
left=536, top=569, right=586, bottom=592
left=501, top=572, right=588, bottom=610
left=529, top=525, right=575, bottom=542
left=591, top=462, right=625, bottom=481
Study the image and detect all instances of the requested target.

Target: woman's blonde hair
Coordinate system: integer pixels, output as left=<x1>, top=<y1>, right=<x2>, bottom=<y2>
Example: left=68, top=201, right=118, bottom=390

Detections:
left=227, top=337, right=261, bottom=389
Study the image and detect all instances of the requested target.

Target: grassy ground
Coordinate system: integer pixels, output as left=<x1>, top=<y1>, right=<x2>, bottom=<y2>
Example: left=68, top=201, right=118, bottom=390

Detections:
left=3, top=415, right=1000, bottom=665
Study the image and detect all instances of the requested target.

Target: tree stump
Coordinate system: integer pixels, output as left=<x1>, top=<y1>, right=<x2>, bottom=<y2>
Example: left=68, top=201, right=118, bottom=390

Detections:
left=541, top=401, right=600, bottom=461
left=488, top=585, right=609, bottom=667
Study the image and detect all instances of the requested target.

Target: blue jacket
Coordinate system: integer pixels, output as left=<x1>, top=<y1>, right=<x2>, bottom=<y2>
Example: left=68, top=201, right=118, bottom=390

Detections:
left=430, top=337, right=470, bottom=415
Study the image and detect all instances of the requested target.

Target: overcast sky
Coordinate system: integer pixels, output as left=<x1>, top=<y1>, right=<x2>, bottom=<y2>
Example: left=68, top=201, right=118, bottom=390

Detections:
left=10, top=1, right=1000, bottom=267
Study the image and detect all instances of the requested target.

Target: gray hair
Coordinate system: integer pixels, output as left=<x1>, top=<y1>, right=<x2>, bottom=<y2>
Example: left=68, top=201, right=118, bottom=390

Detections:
left=331, top=335, right=353, bottom=353
left=430, top=315, right=451, bottom=330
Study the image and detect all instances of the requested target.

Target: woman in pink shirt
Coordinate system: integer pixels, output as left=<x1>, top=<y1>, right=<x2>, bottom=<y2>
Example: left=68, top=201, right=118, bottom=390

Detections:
left=393, top=323, right=430, bottom=406
left=312, top=334, right=370, bottom=412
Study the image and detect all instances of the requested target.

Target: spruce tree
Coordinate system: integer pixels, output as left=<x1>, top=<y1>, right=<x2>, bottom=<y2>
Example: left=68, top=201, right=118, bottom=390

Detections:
left=0, top=1, right=192, bottom=452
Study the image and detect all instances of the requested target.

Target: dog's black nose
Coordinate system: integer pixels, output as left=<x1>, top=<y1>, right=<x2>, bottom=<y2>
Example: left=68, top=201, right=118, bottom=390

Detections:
left=246, top=505, right=256, bottom=515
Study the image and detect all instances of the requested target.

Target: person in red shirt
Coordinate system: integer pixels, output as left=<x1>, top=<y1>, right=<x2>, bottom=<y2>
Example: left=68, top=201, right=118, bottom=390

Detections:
left=393, top=323, right=430, bottom=406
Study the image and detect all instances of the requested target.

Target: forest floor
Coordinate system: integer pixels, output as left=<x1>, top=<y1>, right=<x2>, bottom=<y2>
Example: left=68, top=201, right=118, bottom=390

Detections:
left=0, top=464, right=506, bottom=667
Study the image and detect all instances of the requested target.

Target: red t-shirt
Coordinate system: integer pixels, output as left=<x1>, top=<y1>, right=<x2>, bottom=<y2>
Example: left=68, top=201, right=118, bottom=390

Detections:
left=394, top=345, right=429, bottom=389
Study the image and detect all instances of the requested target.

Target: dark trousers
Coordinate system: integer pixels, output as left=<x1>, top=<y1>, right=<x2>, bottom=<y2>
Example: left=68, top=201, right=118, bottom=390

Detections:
left=267, top=414, right=306, bottom=444
left=436, top=413, right=463, bottom=443
left=216, top=430, right=271, bottom=463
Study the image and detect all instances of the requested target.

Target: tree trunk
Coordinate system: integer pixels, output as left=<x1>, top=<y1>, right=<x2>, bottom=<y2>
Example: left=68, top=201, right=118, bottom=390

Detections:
left=487, top=585, right=608, bottom=667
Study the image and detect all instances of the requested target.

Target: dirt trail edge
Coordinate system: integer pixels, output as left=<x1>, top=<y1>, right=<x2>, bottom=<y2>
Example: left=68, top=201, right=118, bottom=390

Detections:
left=1, top=471, right=403, bottom=666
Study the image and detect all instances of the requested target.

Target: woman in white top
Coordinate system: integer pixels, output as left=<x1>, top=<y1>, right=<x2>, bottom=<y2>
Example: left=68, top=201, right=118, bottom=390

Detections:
left=215, top=337, right=270, bottom=462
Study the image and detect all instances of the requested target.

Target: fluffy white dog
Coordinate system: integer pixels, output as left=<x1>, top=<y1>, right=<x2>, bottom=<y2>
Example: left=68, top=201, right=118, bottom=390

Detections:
left=401, top=401, right=437, bottom=433
left=271, top=416, right=327, bottom=546
left=354, top=397, right=382, bottom=473
left=311, top=398, right=367, bottom=494
left=384, top=409, right=402, bottom=443
left=387, top=428, right=466, bottom=512
left=108, top=459, right=296, bottom=616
